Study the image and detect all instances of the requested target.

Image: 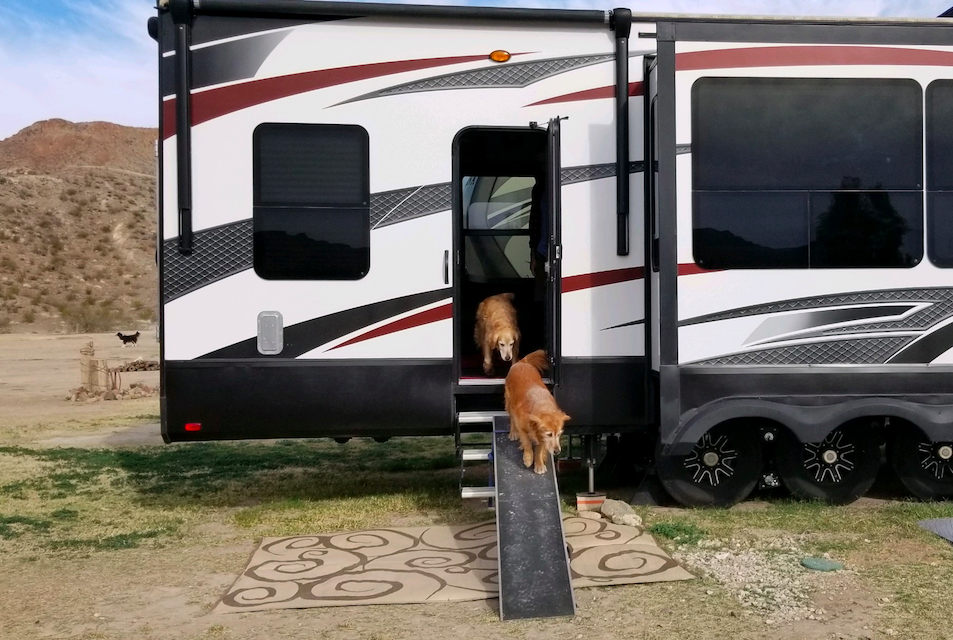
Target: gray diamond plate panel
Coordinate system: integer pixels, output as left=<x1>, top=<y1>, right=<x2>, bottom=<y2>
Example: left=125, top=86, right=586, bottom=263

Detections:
left=348, top=54, right=614, bottom=104
left=692, top=337, right=911, bottom=366
left=561, top=163, right=616, bottom=185
left=163, top=221, right=253, bottom=302
left=372, top=184, right=452, bottom=228
left=162, top=161, right=628, bottom=301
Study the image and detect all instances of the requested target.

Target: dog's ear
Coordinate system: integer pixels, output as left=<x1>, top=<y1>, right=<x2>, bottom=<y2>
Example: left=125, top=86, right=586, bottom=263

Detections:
left=560, top=412, right=571, bottom=422
left=502, top=292, right=515, bottom=301
left=527, top=414, right=543, bottom=429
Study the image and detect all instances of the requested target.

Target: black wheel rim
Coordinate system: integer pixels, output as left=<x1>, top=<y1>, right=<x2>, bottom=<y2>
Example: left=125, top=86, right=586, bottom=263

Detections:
left=803, top=429, right=855, bottom=484
left=917, top=441, right=953, bottom=480
left=776, top=425, right=880, bottom=504
left=657, top=424, right=763, bottom=508
left=683, top=432, right=737, bottom=487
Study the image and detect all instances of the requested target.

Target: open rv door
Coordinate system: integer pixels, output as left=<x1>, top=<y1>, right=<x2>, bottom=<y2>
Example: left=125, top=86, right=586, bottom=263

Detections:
left=546, top=117, right=564, bottom=383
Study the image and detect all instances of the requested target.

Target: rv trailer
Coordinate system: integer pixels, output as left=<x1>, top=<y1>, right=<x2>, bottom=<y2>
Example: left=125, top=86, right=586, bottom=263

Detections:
left=151, top=0, right=953, bottom=507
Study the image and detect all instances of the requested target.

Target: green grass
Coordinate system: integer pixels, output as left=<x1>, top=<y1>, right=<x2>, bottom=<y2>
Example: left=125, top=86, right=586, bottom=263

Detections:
left=647, top=520, right=708, bottom=545
left=0, top=514, right=52, bottom=539
left=0, top=437, right=479, bottom=552
left=0, top=437, right=460, bottom=502
left=46, top=527, right=173, bottom=551
left=659, top=499, right=953, bottom=547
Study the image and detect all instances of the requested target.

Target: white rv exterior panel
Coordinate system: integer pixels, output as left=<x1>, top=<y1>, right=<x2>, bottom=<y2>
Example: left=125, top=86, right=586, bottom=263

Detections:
left=673, top=41, right=953, bottom=365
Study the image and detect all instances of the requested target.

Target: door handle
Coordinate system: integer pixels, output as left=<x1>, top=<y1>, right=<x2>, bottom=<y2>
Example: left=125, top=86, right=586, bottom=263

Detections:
left=443, top=250, right=449, bottom=285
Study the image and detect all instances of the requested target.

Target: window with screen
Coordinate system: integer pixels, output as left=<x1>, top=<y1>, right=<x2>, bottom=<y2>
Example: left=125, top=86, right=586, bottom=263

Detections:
left=462, top=175, right=535, bottom=280
left=927, top=80, right=953, bottom=267
left=692, top=78, right=923, bottom=270
left=253, top=123, right=370, bottom=280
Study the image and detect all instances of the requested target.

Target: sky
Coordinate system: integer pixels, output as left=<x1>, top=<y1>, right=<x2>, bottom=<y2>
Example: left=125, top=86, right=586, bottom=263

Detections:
left=0, top=0, right=950, bottom=140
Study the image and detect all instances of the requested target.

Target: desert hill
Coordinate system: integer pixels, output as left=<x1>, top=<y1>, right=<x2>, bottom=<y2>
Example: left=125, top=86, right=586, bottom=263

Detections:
left=0, top=119, right=157, bottom=333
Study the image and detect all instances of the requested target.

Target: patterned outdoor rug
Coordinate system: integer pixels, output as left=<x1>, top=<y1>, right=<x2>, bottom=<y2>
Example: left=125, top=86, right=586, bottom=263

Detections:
left=215, top=516, right=694, bottom=613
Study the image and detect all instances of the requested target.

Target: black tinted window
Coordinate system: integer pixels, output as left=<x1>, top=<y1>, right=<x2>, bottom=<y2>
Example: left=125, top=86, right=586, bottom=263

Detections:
left=927, top=81, right=953, bottom=267
left=694, top=192, right=807, bottom=269
left=692, top=78, right=923, bottom=269
left=253, top=123, right=370, bottom=280
left=810, top=190, right=922, bottom=268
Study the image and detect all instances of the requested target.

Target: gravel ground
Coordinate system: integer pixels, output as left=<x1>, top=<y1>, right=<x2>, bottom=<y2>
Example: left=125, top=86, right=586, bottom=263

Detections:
left=673, top=536, right=853, bottom=626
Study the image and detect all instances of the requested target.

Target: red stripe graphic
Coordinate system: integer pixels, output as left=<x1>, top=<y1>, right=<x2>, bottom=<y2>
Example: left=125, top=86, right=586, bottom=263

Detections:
left=677, top=263, right=717, bottom=276
left=526, top=81, right=643, bottom=106
left=330, top=303, right=452, bottom=350
left=562, top=267, right=644, bottom=293
left=162, top=54, right=488, bottom=139
left=526, top=45, right=953, bottom=107
left=329, top=263, right=716, bottom=349
left=675, top=45, right=953, bottom=72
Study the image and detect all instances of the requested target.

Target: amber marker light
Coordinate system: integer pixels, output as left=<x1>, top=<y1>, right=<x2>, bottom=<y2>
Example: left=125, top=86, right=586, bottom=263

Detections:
left=489, top=50, right=511, bottom=63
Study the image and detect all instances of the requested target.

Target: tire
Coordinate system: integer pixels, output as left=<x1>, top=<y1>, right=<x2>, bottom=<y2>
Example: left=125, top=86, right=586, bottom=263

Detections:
left=656, top=423, right=763, bottom=508
left=890, top=427, right=953, bottom=501
left=775, top=424, right=880, bottom=505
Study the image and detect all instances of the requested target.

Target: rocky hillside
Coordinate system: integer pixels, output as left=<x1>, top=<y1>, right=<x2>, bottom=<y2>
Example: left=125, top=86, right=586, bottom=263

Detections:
left=0, top=120, right=157, bottom=333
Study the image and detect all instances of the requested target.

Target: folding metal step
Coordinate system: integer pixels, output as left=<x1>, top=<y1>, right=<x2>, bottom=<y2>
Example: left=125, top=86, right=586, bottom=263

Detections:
left=460, top=486, right=496, bottom=500
left=461, top=448, right=492, bottom=462
left=459, top=410, right=507, bottom=425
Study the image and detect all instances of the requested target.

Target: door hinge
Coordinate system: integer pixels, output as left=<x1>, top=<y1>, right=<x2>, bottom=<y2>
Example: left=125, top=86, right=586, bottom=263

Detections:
left=555, top=245, right=562, bottom=260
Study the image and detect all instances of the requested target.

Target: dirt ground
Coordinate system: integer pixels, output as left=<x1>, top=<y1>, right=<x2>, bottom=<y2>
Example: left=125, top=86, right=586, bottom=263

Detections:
left=2, top=333, right=953, bottom=640
left=0, top=331, right=160, bottom=441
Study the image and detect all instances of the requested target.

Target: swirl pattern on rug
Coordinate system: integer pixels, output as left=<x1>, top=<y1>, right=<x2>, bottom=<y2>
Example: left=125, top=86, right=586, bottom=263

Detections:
left=216, top=516, right=692, bottom=613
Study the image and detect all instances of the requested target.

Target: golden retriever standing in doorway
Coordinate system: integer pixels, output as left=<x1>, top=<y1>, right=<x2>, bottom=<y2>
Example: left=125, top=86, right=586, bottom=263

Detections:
left=504, top=350, right=570, bottom=474
left=474, top=293, right=520, bottom=376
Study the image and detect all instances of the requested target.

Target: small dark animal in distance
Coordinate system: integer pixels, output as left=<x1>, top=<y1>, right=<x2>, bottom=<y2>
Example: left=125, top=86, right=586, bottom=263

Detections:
left=117, top=331, right=141, bottom=347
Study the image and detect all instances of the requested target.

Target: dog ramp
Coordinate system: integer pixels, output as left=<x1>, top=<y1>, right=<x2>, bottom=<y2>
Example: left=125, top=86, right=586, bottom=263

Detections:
left=492, top=416, right=576, bottom=621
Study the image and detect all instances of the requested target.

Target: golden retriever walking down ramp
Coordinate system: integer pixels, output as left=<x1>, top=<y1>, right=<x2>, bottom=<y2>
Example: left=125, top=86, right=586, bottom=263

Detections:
left=474, top=293, right=520, bottom=376
left=504, top=349, right=570, bottom=474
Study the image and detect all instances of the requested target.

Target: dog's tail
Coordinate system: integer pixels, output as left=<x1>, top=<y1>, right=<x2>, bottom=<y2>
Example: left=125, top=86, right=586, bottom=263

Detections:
left=519, top=350, right=549, bottom=373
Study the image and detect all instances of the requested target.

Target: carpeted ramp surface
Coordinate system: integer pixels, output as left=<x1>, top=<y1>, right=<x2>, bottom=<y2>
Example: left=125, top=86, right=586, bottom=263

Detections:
left=215, top=516, right=694, bottom=613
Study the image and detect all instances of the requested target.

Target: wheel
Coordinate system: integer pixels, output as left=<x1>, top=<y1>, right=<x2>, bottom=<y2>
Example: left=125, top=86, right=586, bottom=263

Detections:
left=656, top=423, right=763, bottom=507
left=775, top=424, right=880, bottom=505
left=890, top=427, right=953, bottom=501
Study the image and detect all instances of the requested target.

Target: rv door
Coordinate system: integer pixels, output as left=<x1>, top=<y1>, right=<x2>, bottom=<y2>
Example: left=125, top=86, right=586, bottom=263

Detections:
left=546, top=117, right=563, bottom=383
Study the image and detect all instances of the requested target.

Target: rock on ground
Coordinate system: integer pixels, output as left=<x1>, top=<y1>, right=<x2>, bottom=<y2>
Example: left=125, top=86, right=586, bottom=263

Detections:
left=598, top=498, right=635, bottom=520
left=612, top=513, right=643, bottom=528
left=577, top=510, right=603, bottom=521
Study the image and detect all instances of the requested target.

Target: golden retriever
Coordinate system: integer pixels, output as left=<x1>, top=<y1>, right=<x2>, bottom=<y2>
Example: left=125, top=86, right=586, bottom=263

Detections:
left=474, top=293, right=520, bottom=376
left=504, top=350, right=570, bottom=474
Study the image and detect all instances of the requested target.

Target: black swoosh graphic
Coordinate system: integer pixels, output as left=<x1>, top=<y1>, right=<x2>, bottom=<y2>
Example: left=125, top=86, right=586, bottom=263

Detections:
left=745, top=305, right=916, bottom=345
left=887, top=322, right=953, bottom=363
left=601, top=319, right=644, bottom=331
left=200, top=288, right=451, bottom=359
left=162, top=30, right=292, bottom=97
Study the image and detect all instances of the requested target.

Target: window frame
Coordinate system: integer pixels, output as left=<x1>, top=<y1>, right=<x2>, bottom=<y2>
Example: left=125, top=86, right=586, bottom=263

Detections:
left=690, top=76, right=924, bottom=271
left=251, top=122, right=371, bottom=281
left=926, top=79, right=953, bottom=268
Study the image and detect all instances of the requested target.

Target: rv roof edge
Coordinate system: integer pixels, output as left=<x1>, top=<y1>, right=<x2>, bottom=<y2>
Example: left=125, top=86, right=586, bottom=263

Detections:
left=190, top=0, right=953, bottom=27
left=193, top=0, right=610, bottom=25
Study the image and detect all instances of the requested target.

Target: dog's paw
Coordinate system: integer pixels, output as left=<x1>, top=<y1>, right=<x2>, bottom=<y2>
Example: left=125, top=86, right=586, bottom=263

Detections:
left=508, top=430, right=518, bottom=441
left=483, top=363, right=494, bottom=376
left=533, top=463, right=547, bottom=475
left=522, top=452, right=534, bottom=468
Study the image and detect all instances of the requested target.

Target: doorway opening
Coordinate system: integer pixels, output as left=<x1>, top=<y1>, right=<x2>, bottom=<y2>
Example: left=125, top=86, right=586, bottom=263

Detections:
left=454, top=127, right=551, bottom=380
